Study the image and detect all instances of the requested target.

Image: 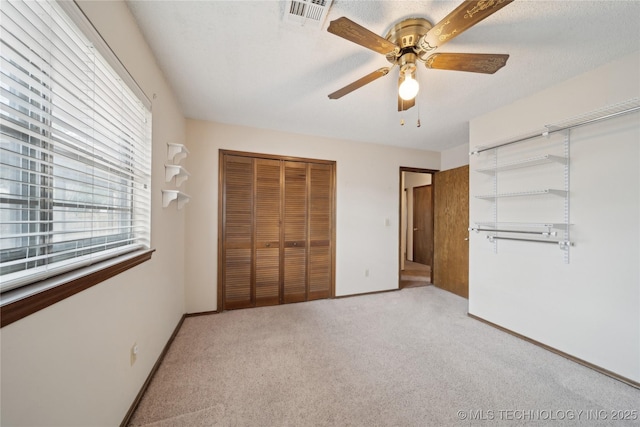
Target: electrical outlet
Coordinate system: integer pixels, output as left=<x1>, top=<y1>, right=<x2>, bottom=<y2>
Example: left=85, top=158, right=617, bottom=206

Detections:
left=364, top=268, right=369, bottom=277
left=130, top=343, right=138, bottom=366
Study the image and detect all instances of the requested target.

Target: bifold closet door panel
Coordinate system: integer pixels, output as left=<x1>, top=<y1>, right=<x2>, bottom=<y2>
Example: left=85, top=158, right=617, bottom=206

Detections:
left=255, top=159, right=282, bottom=307
left=220, top=150, right=335, bottom=311
left=283, top=161, right=308, bottom=303
left=222, top=155, right=254, bottom=309
left=308, top=163, right=332, bottom=300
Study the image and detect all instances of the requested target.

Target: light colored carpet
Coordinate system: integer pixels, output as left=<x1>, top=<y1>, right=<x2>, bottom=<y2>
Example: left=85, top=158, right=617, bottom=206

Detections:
left=129, top=287, right=639, bottom=426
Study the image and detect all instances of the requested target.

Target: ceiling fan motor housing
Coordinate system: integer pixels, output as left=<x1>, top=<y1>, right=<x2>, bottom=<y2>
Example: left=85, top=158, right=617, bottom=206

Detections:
left=384, top=18, right=433, bottom=65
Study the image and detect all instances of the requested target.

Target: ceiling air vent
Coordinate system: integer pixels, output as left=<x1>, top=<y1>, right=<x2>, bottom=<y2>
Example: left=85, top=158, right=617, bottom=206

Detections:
left=285, top=0, right=333, bottom=29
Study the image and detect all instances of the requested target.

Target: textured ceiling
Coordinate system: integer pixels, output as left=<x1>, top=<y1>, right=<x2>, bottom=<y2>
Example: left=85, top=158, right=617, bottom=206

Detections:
left=125, top=0, right=640, bottom=151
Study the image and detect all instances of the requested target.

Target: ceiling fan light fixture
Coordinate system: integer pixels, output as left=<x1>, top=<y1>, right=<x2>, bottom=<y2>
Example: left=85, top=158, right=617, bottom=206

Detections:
left=326, top=1, right=515, bottom=108
left=398, top=68, right=419, bottom=101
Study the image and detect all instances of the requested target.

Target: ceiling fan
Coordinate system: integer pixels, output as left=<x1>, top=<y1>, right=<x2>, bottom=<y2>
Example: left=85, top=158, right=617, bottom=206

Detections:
left=327, top=0, right=514, bottom=111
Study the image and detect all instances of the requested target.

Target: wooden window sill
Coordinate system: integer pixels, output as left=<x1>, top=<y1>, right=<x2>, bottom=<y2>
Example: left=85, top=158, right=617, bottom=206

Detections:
left=0, top=249, right=155, bottom=328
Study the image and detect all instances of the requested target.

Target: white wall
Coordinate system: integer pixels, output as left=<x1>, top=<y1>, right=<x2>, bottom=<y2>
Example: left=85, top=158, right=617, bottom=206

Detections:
left=0, top=1, right=187, bottom=425
left=441, top=142, right=470, bottom=171
left=185, top=121, right=440, bottom=312
left=469, top=52, right=640, bottom=382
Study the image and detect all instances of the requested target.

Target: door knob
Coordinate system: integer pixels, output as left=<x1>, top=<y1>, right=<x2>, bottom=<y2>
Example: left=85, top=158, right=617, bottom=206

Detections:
left=413, top=228, right=418, bottom=231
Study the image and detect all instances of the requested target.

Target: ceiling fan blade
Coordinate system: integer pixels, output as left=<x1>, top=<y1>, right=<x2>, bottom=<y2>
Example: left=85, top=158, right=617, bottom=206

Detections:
left=328, top=17, right=399, bottom=56
left=425, top=53, right=509, bottom=74
left=398, top=95, right=415, bottom=112
left=397, top=75, right=415, bottom=112
left=419, top=0, right=514, bottom=51
left=328, top=67, right=391, bottom=99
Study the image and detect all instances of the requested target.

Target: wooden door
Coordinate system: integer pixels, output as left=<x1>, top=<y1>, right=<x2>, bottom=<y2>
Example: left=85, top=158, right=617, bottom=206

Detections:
left=308, top=163, right=333, bottom=300
left=221, top=155, right=254, bottom=309
left=433, top=165, right=469, bottom=298
left=413, top=185, right=433, bottom=266
left=254, top=159, right=281, bottom=307
left=220, top=151, right=335, bottom=311
left=283, top=161, right=308, bottom=303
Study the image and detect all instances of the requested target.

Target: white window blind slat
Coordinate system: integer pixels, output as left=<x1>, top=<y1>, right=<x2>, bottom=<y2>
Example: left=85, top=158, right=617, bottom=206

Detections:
left=54, top=1, right=150, bottom=110
left=0, top=0, right=152, bottom=292
left=0, top=85, right=48, bottom=124
left=1, top=229, right=147, bottom=253
left=0, top=55, right=51, bottom=102
left=1, top=150, right=145, bottom=194
left=2, top=137, right=146, bottom=191
left=92, top=67, right=145, bottom=131
left=2, top=219, right=150, bottom=227
left=1, top=3, right=53, bottom=70
left=0, top=243, right=144, bottom=288
left=1, top=224, right=139, bottom=241
left=2, top=241, right=146, bottom=269
left=0, top=180, right=142, bottom=209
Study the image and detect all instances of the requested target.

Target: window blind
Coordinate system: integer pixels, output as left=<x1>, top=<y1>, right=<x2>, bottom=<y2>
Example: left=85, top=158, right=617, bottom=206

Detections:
left=0, top=0, right=152, bottom=292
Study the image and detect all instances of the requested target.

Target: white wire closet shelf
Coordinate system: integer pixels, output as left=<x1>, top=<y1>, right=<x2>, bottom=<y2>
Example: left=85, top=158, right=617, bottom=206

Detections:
left=473, top=222, right=570, bottom=228
left=475, top=189, right=567, bottom=200
left=470, top=98, right=640, bottom=262
left=475, top=155, right=566, bottom=174
left=470, top=98, right=640, bottom=155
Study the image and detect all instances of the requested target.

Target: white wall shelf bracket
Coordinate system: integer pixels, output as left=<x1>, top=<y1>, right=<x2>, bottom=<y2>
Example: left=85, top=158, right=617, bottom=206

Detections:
left=167, top=143, right=190, bottom=163
left=164, top=164, right=191, bottom=186
left=164, top=143, right=191, bottom=208
left=162, top=190, right=190, bottom=209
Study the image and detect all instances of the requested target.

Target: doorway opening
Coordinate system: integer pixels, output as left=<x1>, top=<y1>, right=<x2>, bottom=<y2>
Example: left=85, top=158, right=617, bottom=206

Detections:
left=399, top=167, right=437, bottom=289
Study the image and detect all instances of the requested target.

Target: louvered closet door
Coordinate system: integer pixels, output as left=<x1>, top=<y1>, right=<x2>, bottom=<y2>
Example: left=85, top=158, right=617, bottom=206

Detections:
left=220, top=151, right=335, bottom=311
left=308, top=163, right=333, bottom=300
left=283, top=161, right=308, bottom=303
left=222, top=155, right=254, bottom=309
left=254, top=159, right=281, bottom=307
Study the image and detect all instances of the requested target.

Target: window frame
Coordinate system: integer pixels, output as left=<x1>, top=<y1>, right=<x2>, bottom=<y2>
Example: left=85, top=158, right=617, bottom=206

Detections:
left=0, top=0, right=154, bottom=326
left=0, top=248, right=154, bottom=327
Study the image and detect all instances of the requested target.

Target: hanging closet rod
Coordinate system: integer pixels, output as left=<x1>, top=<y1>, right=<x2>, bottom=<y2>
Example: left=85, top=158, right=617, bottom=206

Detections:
left=486, top=235, right=571, bottom=246
left=470, top=227, right=556, bottom=236
left=470, top=101, right=640, bottom=155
